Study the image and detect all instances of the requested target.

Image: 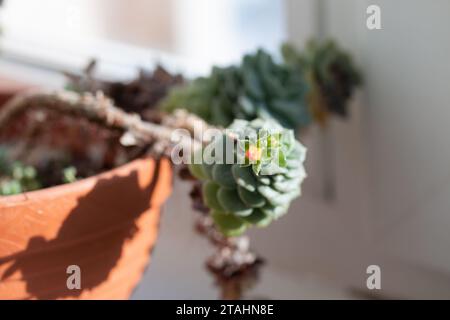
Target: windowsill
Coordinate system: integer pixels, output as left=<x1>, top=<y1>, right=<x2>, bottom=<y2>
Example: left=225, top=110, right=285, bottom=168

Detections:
left=0, top=32, right=211, bottom=82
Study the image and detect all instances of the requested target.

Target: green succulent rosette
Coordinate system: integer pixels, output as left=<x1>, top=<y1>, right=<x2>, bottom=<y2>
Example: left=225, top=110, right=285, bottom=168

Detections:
left=162, top=49, right=311, bottom=130
left=282, top=40, right=362, bottom=123
left=189, top=118, right=307, bottom=236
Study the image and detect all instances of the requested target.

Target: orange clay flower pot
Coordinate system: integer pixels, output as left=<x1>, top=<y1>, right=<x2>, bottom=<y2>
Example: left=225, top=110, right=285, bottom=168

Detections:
left=0, top=155, right=173, bottom=299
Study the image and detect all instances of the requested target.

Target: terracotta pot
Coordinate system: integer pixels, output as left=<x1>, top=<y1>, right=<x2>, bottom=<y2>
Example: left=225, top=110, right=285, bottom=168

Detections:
left=0, top=147, right=173, bottom=299
left=0, top=78, right=173, bottom=299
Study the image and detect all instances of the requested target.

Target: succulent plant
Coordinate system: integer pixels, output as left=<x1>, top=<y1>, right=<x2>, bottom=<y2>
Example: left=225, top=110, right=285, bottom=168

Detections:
left=188, top=118, right=307, bottom=236
left=0, top=149, right=41, bottom=196
left=62, top=166, right=78, bottom=184
left=282, top=40, right=362, bottom=124
left=0, top=147, right=79, bottom=196
left=162, top=49, right=311, bottom=130
left=66, top=62, right=183, bottom=120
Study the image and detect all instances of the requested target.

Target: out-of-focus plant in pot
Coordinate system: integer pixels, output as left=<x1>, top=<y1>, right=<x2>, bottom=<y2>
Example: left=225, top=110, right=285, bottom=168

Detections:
left=0, top=67, right=182, bottom=299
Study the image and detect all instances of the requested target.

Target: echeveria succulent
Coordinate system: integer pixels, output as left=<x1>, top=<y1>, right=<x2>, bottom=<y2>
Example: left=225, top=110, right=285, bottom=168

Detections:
left=162, top=49, right=311, bottom=129
left=189, top=118, right=307, bottom=236
left=282, top=40, right=362, bottom=123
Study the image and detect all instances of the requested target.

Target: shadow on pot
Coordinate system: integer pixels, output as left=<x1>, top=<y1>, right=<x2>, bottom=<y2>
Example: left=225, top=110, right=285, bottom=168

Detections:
left=0, top=160, right=162, bottom=299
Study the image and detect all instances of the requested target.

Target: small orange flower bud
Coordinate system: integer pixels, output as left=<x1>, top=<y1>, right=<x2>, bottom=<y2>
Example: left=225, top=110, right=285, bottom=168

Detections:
left=246, top=145, right=262, bottom=162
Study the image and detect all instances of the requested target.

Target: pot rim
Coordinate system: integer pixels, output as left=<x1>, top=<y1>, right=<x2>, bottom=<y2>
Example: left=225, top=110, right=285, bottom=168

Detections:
left=0, top=156, right=157, bottom=206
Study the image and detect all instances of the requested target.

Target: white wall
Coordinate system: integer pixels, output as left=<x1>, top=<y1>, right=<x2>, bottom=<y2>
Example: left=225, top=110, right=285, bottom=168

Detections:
left=277, top=0, right=450, bottom=298
left=358, top=0, right=450, bottom=264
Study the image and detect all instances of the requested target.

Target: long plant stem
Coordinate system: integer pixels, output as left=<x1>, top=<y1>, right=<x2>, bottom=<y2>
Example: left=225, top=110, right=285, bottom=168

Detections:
left=0, top=90, right=210, bottom=155
left=189, top=178, right=264, bottom=300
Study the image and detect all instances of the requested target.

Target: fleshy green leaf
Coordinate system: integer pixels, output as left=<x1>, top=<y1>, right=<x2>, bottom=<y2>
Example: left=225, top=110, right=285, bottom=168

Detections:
left=259, top=162, right=287, bottom=176
left=241, top=209, right=272, bottom=227
left=202, top=181, right=224, bottom=211
left=237, top=186, right=266, bottom=208
left=201, top=163, right=214, bottom=180
left=217, top=187, right=253, bottom=216
left=189, top=162, right=207, bottom=180
left=272, top=178, right=301, bottom=193
left=284, top=166, right=305, bottom=179
left=286, top=158, right=300, bottom=169
left=261, top=204, right=289, bottom=219
left=257, top=185, right=299, bottom=206
left=232, top=164, right=257, bottom=192
left=211, top=210, right=247, bottom=237
left=212, top=164, right=235, bottom=188
left=238, top=95, right=256, bottom=117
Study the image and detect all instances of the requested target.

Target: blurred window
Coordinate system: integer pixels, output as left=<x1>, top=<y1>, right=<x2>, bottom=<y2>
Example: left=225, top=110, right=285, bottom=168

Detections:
left=0, top=0, right=287, bottom=76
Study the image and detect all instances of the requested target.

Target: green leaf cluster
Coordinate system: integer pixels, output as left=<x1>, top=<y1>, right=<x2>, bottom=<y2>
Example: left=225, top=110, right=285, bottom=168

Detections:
left=0, top=148, right=78, bottom=196
left=0, top=149, right=41, bottom=196
left=282, top=40, right=362, bottom=120
left=161, top=49, right=311, bottom=129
